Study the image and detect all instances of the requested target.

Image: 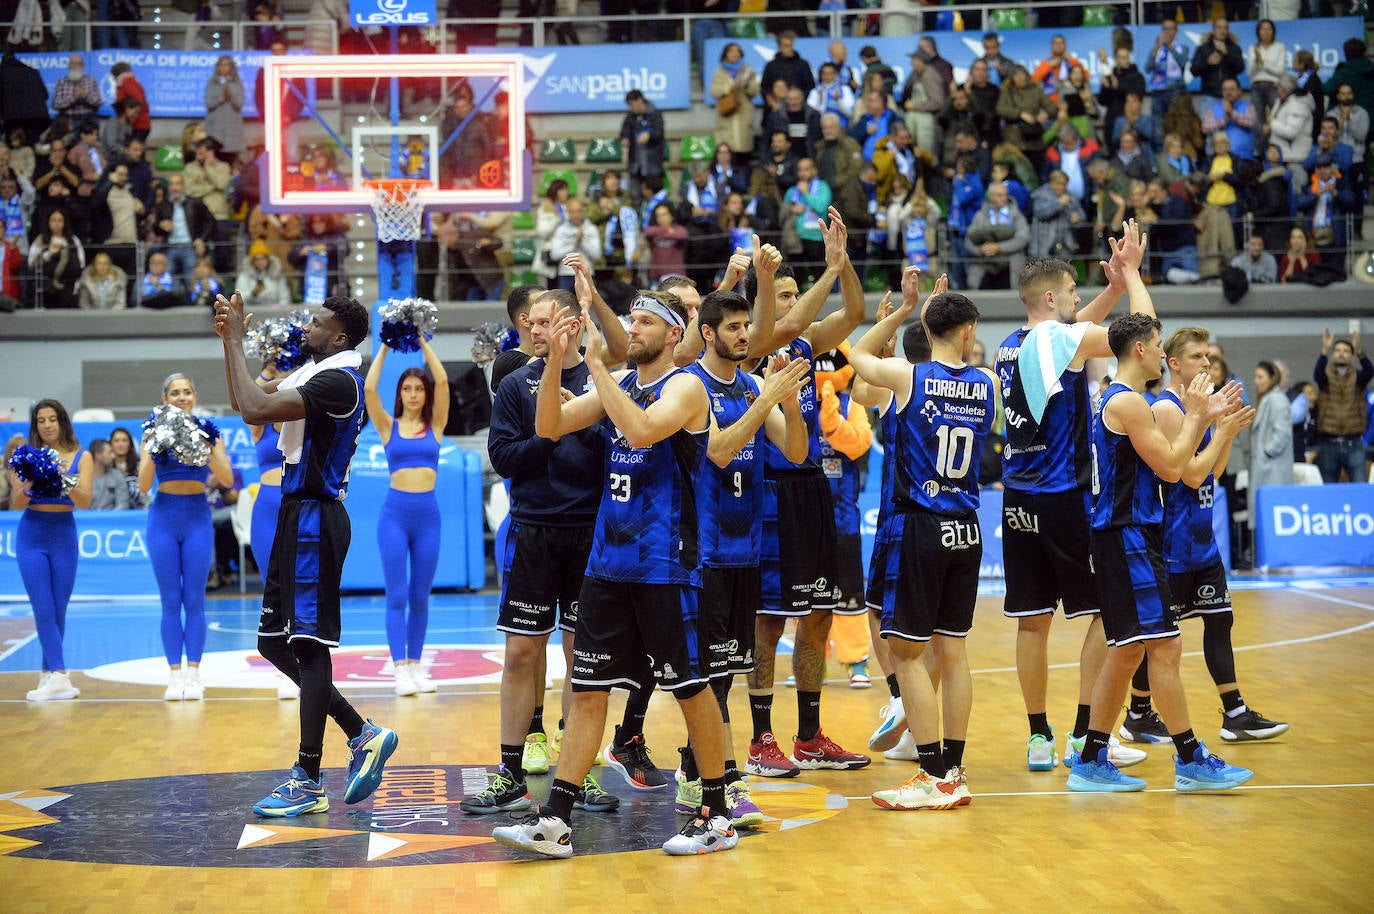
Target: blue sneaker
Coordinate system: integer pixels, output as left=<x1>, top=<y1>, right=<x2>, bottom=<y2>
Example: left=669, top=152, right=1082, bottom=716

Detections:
left=253, top=764, right=329, bottom=817
left=343, top=719, right=398, bottom=805
left=1066, top=748, right=1147, bottom=792
left=1174, top=745, right=1254, bottom=792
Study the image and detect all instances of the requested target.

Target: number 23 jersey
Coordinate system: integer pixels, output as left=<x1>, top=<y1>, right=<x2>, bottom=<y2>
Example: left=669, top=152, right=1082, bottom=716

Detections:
left=586, top=369, right=707, bottom=586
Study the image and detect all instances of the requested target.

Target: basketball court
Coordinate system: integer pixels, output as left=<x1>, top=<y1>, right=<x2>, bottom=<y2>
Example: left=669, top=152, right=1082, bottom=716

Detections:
left=2, top=574, right=1372, bottom=912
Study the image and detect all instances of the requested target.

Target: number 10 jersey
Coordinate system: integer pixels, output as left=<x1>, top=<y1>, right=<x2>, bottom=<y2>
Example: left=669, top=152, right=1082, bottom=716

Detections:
left=893, top=361, right=996, bottom=517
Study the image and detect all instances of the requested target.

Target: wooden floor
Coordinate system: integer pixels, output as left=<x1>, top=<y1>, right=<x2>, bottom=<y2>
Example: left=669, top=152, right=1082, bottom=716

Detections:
left=3, top=581, right=1374, bottom=914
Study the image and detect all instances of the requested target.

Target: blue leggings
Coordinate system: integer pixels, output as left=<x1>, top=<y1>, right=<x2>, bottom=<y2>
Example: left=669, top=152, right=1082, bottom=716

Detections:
left=378, top=489, right=441, bottom=662
left=250, top=483, right=282, bottom=576
left=148, top=492, right=213, bottom=666
left=17, top=510, right=78, bottom=671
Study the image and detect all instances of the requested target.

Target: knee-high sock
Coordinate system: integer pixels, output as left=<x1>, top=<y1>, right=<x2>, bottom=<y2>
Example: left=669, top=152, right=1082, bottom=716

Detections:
left=1201, top=612, right=1237, bottom=686
left=258, top=634, right=364, bottom=740
left=17, top=511, right=77, bottom=671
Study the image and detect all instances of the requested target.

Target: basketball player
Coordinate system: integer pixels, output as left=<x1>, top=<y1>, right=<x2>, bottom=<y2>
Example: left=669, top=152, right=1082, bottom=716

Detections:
left=1069, top=310, right=1254, bottom=792
left=214, top=291, right=398, bottom=817
left=676, top=243, right=811, bottom=827
left=492, top=292, right=734, bottom=858
left=463, top=288, right=619, bottom=817
left=851, top=269, right=997, bottom=809
left=744, top=208, right=872, bottom=778
left=994, top=223, right=1153, bottom=771
left=1120, top=328, right=1285, bottom=745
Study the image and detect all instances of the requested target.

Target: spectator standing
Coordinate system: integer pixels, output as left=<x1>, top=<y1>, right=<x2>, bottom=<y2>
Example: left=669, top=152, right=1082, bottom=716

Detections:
left=962, top=181, right=1028, bottom=290
left=1252, top=144, right=1295, bottom=253
left=759, top=130, right=801, bottom=196
left=815, top=115, right=865, bottom=230
left=1202, top=79, right=1257, bottom=162
left=51, top=55, right=102, bottom=123
left=184, top=140, right=232, bottom=269
left=761, top=31, right=815, bottom=96
left=1313, top=329, right=1374, bottom=483
left=641, top=201, right=687, bottom=284
left=872, top=123, right=918, bottom=201
left=859, top=45, right=898, bottom=100
left=111, top=62, right=151, bottom=143
left=1164, top=94, right=1206, bottom=161
left=439, top=85, right=495, bottom=188
left=1030, top=169, right=1085, bottom=259
left=1146, top=20, right=1191, bottom=120
left=1249, top=360, right=1294, bottom=528
left=1247, top=19, right=1285, bottom=146
left=1113, top=93, right=1160, bottom=157
left=824, top=41, right=862, bottom=94
left=203, top=56, right=246, bottom=157
left=712, top=43, right=761, bottom=166
left=99, top=98, right=141, bottom=164
left=997, top=66, right=1055, bottom=170
left=547, top=199, right=601, bottom=292
left=1292, top=50, right=1325, bottom=142
left=783, top=157, right=831, bottom=283
left=0, top=172, right=34, bottom=241
left=900, top=49, right=946, bottom=157
left=619, top=89, right=665, bottom=200
left=848, top=90, right=897, bottom=161
left=66, top=121, right=105, bottom=239
left=534, top=179, right=569, bottom=285
left=1266, top=74, right=1315, bottom=181
left=1043, top=65, right=1099, bottom=149
left=1323, top=39, right=1374, bottom=116
left=119, top=137, right=154, bottom=214
left=92, top=162, right=143, bottom=282
left=28, top=209, right=84, bottom=308
left=77, top=251, right=128, bottom=310
left=1043, top=123, right=1098, bottom=204
left=767, top=87, right=822, bottom=162
left=8, top=129, right=36, bottom=182
left=1230, top=235, right=1277, bottom=284
left=1031, top=34, right=1084, bottom=106
left=235, top=238, right=290, bottom=306
left=1192, top=18, right=1244, bottom=106
left=979, top=31, right=1015, bottom=86
left=808, top=63, right=856, bottom=129
left=961, top=59, right=1003, bottom=146
left=917, top=36, right=955, bottom=92
left=288, top=214, right=348, bottom=302
left=1098, top=48, right=1147, bottom=153
left=155, top=173, right=215, bottom=285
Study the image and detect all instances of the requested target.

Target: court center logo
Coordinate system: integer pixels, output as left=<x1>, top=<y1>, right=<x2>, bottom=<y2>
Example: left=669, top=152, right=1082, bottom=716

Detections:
left=0, top=769, right=843, bottom=868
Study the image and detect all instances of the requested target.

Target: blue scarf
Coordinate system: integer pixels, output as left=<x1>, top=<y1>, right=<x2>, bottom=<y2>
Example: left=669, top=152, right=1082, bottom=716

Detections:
left=722, top=60, right=744, bottom=79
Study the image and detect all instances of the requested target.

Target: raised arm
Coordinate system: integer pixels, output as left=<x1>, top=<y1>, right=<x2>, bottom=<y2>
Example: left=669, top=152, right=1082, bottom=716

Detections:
left=534, top=307, right=607, bottom=440
left=418, top=337, right=451, bottom=438
left=585, top=322, right=707, bottom=448
left=363, top=342, right=394, bottom=442
left=707, top=354, right=809, bottom=468
left=567, top=253, right=629, bottom=367
left=214, top=292, right=310, bottom=425
left=1074, top=224, right=1131, bottom=324
left=850, top=268, right=923, bottom=402
left=1113, top=373, right=1215, bottom=484
left=759, top=210, right=845, bottom=352
left=1073, top=220, right=1153, bottom=364
left=745, top=238, right=782, bottom=359
left=850, top=292, right=896, bottom=408
left=1153, top=390, right=1253, bottom=488
left=805, top=208, right=867, bottom=353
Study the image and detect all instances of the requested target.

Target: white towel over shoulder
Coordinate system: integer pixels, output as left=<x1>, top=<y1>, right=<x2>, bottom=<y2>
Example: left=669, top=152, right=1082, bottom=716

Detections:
left=275, top=350, right=363, bottom=464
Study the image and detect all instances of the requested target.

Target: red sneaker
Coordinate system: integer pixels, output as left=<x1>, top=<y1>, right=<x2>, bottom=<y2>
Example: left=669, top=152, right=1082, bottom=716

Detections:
left=791, top=729, right=871, bottom=770
left=746, top=731, right=799, bottom=778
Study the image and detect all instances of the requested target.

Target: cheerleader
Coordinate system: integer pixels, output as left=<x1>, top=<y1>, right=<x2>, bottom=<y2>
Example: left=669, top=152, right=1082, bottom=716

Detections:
left=139, top=374, right=234, bottom=701
left=364, top=338, right=449, bottom=696
left=9, top=400, right=93, bottom=701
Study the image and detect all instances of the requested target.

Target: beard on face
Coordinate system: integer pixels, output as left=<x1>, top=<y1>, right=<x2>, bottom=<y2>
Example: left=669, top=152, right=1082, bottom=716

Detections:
left=629, top=337, right=665, bottom=364
left=713, top=333, right=748, bottom=362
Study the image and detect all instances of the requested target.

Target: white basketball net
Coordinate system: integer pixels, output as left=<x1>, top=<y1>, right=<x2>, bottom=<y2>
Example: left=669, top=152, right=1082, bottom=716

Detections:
left=366, top=180, right=429, bottom=243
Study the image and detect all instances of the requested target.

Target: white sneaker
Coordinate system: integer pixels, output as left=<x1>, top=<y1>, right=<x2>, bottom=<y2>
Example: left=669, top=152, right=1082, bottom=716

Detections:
left=883, top=730, right=919, bottom=761
left=164, top=668, right=185, bottom=701
left=277, top=674, right=300, bottom=700
left=662, top=812, right=738, bottom=855
left=869, top=696, right=908, bottom=752
left=27, top=671, right=79, bottom=701
left=183, top=667, right=205, bottom=701
left=393, top=663, right=417, bottom=697
left=411, top=664, right=437, bottom=693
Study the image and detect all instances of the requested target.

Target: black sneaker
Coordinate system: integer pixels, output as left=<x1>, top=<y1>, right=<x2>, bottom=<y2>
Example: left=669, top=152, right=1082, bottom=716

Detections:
left=1220, top=708, right=1290, bottom=742
left=459, top=765, right=533, bottom=815
left=1118, top=709, right=1171, bottom=744
left=602, top=727, right=669, bottom=790
left=573, top=773, right=620, bottom=812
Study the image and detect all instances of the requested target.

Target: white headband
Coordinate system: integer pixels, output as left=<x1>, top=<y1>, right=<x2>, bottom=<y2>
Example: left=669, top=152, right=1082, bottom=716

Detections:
left=632, top=295, right=686, bottom=330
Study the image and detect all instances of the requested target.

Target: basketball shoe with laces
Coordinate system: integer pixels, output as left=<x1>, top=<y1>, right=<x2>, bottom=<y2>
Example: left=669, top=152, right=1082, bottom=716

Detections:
left=791, top=729, right=871, bottom=770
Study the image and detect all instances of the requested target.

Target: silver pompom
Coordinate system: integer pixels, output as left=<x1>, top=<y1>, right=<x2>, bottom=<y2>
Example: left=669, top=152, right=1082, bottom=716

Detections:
left=471, top=321, right=506, bottom=365
left=243, top=317, right=291, bottom=363
left=143, top=405, right=214, bottom=468
left=378, top=297, right=439, bottom=353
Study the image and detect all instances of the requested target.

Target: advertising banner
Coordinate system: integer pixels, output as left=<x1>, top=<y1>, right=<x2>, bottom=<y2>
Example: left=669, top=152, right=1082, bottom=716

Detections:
left=1255, top=482, right=1374, bottom=569
left=349, top=0, right=436, bottom=27
left=470, top=42, right=691, bottom=113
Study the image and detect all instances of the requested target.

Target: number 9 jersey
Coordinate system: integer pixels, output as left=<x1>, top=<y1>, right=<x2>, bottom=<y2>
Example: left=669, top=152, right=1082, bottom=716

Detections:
left=683, top=360, right=764, bottom=569
left=586, top=369, right=708, bottom=586
left=894, top=361, right=996, bottom=516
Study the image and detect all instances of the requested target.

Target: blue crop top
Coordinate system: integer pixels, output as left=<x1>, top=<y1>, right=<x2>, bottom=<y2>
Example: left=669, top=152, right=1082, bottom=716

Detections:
left=26, top=449, right=84, bottom=506
left=384, top=428, right=440, bottom=471
left=154, top=454, right=210, bottom=484
left=255, top=424, right=283, bottom=481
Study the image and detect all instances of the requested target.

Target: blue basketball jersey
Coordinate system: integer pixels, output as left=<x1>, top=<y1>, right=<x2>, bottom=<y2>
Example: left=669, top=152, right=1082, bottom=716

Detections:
left=820, top=390, right=862, bottom=536
left=284, top=367, right=367, bottom=501
left=995, top=326, right=1092, bottom=494
left=1090, top=382, right=1164, bottom=531
left=756, top=336, right=824, bottom=473
left=1157, top=390, right=1221, bottom=572
left=684, top=359, right=764, bottom=568
left=586, top=369, right=707, bottom=585
left=893, top=361, right=996, bottom=516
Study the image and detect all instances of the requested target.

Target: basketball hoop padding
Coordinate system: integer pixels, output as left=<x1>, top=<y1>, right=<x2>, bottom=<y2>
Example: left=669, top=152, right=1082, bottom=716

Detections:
left=364, top=179, right=431, bottom=242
